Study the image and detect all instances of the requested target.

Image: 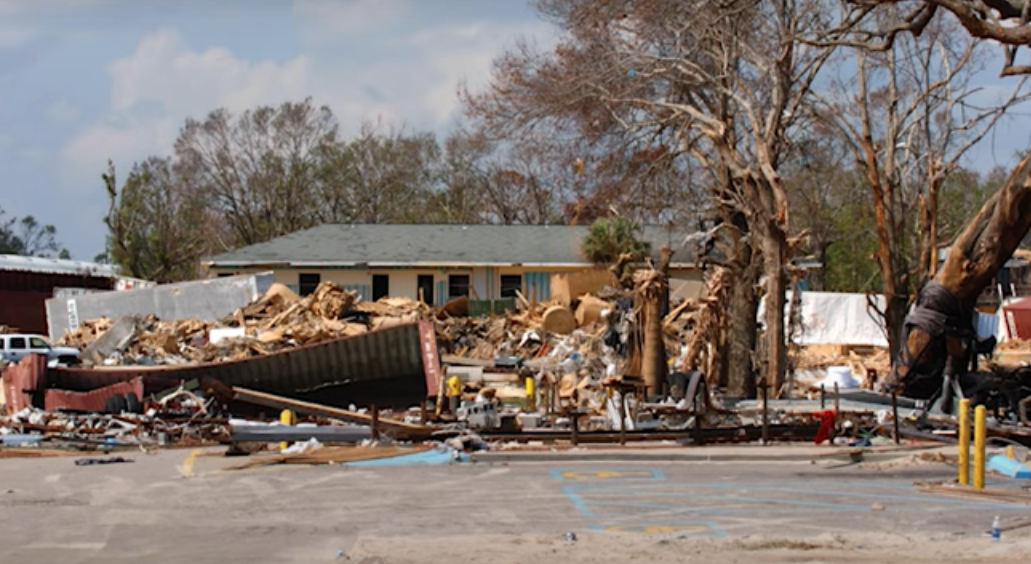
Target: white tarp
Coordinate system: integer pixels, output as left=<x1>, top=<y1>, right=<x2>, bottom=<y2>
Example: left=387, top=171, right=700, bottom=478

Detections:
left=761, top=291, right=998, bottom=347
left=760, top=291, right=888, bottom=347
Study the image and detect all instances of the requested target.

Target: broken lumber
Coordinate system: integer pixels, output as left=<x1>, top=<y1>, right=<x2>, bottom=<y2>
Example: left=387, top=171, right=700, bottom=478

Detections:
left=232, top=387, right=433, bottom=440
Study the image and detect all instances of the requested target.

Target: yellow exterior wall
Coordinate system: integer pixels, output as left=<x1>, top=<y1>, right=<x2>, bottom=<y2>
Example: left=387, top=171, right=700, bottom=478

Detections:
left=209, top=264, right=701, bottom=302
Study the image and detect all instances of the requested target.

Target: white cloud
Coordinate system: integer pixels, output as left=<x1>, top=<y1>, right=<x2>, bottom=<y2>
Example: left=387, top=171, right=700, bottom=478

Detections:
left=406, top=22, right=555, bottom=122
left=64, top=115, right=179, bottom=169
left=64, top=16, right=554, bottom=174
left=64, top=28, right=311, bottom=169
left=107, top=28, right=310, bottom=114
left=46, top=99, right=79, bottom=122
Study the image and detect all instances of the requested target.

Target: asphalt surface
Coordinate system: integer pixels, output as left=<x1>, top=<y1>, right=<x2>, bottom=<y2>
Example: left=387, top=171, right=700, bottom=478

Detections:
left=0, top=447, right=1026, bottom=564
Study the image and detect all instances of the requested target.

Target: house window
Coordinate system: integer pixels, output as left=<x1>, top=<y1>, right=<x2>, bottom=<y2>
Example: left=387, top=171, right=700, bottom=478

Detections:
left=298, top=273, right=321, bottom=296
left=448, top=274, right=470, bottom=299
left=500, top=274, right=522, bottom=298
left=372, top=274, right=389, bottom=301
left=417, top=275, right=434, bottom=304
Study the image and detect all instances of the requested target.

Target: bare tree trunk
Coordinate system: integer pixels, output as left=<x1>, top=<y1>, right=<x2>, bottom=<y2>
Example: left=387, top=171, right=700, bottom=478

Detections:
left=640, top=246, right=672, bottom=398
left=726, top=258, right=760, bottom=397
left=897, top=153, right=1031, bottom=393
left=763, top=227, right=790, bottom=395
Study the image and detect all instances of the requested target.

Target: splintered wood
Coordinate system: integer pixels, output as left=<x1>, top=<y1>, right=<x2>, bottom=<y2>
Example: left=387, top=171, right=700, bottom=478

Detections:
left=57, top=282, right=428, bottom=365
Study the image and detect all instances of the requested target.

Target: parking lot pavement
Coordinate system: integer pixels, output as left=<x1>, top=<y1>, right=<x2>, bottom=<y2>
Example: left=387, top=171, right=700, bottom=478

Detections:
left=0, top=450, right=1026, bottom=563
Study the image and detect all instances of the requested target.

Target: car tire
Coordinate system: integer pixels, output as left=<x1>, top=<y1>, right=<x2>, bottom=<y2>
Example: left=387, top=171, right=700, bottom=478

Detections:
left=125, top=393, right=142, bottom=414
left=105, top=394, right=128, bottom=414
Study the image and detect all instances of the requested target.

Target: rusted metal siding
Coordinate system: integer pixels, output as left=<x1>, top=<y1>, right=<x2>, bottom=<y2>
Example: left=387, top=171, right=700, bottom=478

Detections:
left=44, top=378, right=144, bottom=412
left=0, top=270, right=114, bottom=334
left=2, top=354, right=47, bottom=414
left=418, top=320, right=442, bottom=396
left=46, top=323, right=431, bottom=402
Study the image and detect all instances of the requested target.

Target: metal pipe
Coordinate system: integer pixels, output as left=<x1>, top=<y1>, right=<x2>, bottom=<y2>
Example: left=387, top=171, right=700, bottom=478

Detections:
left=279, top=409, right=296, bottom=451
left=761, top=378, right=769, bottom=445
left=892, top=392, right=900, bottom=445
left=958, top=398, right=971, bottom=485
left=619, top=392, right=627, bottom=446
left=974, top=404, right=987, bottom=490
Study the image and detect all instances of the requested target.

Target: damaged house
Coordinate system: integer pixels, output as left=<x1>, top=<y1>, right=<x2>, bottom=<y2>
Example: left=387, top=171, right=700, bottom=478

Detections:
left=203, top=224, right=705, bottom=305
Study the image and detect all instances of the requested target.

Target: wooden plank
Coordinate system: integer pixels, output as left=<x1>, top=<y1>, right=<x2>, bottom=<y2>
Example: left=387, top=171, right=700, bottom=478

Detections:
left=441, top=355, right=495, bottom=368
left=232, top=387, right=431, bottom=439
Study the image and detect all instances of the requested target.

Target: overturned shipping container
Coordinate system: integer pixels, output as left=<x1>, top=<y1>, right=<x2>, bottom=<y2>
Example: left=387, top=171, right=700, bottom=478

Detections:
left=4, top=321, right=442, bottom=413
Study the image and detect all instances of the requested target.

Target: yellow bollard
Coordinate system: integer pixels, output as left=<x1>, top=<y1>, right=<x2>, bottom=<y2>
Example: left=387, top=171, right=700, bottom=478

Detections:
left=525, top=376, right=536, bottom=411
left=974, top=405, right=987, bottom=490
left=279, top=409, right=296, bottom=452
left=958, top=399, right=971, bottom=485
left=1007, top=445, right=1016, bottom=460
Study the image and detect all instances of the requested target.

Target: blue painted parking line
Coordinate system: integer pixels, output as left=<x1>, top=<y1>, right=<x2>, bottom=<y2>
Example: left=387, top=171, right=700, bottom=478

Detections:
left=554, top=469, right=1031, bottom=537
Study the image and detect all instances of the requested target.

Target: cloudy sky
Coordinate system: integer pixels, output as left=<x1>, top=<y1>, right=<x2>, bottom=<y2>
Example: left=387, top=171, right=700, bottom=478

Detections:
left=0, top=0, right=551, bottom=259
left=0, top=0, right=1029, bottom=261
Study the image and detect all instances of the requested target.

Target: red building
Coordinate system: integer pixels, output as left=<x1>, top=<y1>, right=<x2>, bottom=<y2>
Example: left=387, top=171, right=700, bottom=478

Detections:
left=0, top=255, right=119, bottom=334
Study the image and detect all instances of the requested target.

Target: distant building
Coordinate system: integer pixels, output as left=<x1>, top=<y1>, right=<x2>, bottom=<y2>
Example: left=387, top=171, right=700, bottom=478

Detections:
left=0, top=255, right=120, bottom=334
left=203, top=224, right=704, bottom=304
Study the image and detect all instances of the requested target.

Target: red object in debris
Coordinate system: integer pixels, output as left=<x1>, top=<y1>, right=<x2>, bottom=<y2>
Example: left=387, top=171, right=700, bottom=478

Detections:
left=2, top=354, right=47, bottom=415
left=418, top=320, right=442, bottom=396
left=44, top=378, right=144, bottom=413
left=812, top=409, right=837, bottom=445
left=1002, top=296, right=1031, bottom=340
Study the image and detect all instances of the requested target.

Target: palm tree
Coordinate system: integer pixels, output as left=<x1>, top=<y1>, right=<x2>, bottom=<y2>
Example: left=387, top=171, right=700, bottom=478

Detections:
left=580, top=217, right=650, bottom=265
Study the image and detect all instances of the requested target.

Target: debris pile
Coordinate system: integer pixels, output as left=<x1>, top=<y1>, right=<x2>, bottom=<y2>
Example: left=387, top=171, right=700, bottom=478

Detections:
left=59, top=282, right=428, bottom=366
left=792, top=345, right=891, bottom=389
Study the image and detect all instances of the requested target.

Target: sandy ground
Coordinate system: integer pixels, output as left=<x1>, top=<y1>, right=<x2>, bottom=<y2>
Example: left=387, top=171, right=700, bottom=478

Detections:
left=351, top=533, right=1031, bottom=564
left=0, top=446, right=1027, bottom=564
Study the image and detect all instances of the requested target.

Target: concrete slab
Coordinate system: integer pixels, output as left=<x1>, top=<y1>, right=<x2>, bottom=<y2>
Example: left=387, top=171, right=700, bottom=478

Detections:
left=0, top=446, right=1024, bottom=563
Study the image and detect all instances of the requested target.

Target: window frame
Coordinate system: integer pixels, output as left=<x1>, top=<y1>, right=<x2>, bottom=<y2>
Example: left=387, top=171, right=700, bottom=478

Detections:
left=500, top=274, right=523, bottom=299
left=448, top=274, right=471, bottom=299
left=298, top=273, right=321, bottom=297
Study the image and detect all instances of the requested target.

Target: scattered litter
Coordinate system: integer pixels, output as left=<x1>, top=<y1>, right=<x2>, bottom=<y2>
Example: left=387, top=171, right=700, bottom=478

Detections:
left=74, top=456, right=133, bottom=466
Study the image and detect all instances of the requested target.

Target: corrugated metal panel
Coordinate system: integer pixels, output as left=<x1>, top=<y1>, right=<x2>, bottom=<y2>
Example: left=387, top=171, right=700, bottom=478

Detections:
left=418, top=320, right=442, bottom=395
left=2, top=354, right=46, bottom=414
left=0, top=254, right=120, bottom=278
left=44, top=378, right=145, bottom=412
left=976, top=312, right=998, bottom=340
left=525, top=272, right=551, bottom=303
left=46, top=323, right=432, bottom=407
left=435, top=280, right=446, bottom=307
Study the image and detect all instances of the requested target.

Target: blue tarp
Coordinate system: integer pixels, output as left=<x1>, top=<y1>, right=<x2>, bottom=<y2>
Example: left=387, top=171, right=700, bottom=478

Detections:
left=345, top=448, right=466, bottom=467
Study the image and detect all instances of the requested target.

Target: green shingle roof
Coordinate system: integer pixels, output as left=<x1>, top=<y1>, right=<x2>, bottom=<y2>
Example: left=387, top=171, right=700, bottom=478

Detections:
left=206, top=224, right=698, bottom=267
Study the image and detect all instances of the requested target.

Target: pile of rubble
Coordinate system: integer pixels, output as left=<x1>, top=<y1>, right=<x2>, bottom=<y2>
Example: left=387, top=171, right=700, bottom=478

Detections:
left=59, top=282, right=431, bottom=366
